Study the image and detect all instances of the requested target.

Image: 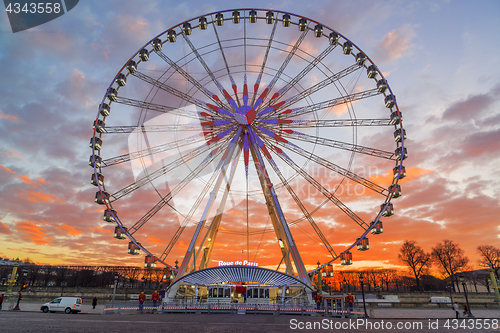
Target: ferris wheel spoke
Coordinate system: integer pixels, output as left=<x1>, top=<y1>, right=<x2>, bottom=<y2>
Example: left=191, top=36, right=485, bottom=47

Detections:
left=212, top=22, right=241, bottom=107
left=274, top=128, right=395, bottom=160
left=258, top=118, right=393, bottom=128
left=114, top=96, right=214, bottom=121
left=257, top=43, right=337, bottom=113
left=155, top=49, right=229, bottom=108
left=108, top=132, right=234, bottom=202
left=128, top=141, right=228, bottom=235
left=250, top=18, right=279, bottom=106
left=277, top=88, right=381, bottom=119
left=182, top=33, right=235, bottom=110
left=263, top=145, right=337, bottom=259
left=267, top=141, right=369, bottom=230
left=264, top=134, right=388, bottom=195
left=132, top=71, right=231, bottom=119
left=258, top=63, right=362, bottom=117
left=101, top=130, right=225, bottom=168
left=160, top=129, right=243, bottom=265
left=253, top=27, right=310, bottom=111
left=102, top=122, right=234, bottom=134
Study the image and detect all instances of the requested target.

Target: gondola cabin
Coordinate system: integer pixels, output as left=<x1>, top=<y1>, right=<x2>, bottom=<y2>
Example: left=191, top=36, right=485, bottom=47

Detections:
left=182, top=23, right=192, bottom=35
left=128, top=241, right=141, bottom=254
left=367, top=65, right=378, bottom=79
left=152, top=38, right=162, bottom=51
left=199, top=17, right=207, bottom=30
left=282, top=13, right=290, bottom=27
left=357, top=237, right=369, bottom=251
left=215, top=13, right=224, bottom=26
left=249, top=10, right=257, bottom=23
left=114, top=226, right=127, bottom=240
left=91, top=173, right=104, bottom=187
left=208, top=285, right=231, bottom=303
left=144, top=254, right=157, bottom=268
left=395, top=147, right=408, bottom=161
left=388, top=184, right=402, bottom=198
left=390, top=111, right=401, bottom=125
left=90, top=137, right=102, bottom=150
left=103, top=208, right=117, bottom=223
left=93, top=119, right=105, bottom=133
left=355, top=52, right=366, bottom=65
left=329, top=32, right=339, bottom=45
left=266, top=11, right=274, bottom=24
left=340, top=251, right=353, bottom=265
left=298, top=18, right=307, bottom=31
left=394, top=128, right=406, bottom=143
left=95, top=191, right=109, bottom=205
left=89, top=155, right=102, bottom=168
left=115, top=73, right=127, bottom=86
left=343, top=41, right=353, bottom=55
left=380, top=202, right=394, bottom=217
left=167, top=30, right=176, bottom=42
left=393, top=165, right=406, bottom=179
left=232, top=11, right=240, bottom=24
left=106, top=88, right=117, bottom=102
left=377, top=79, right=388, bottom=93
left=385, top=94, right=395, bottom=108
left=139, top=49, right=149, bottom=62
left=126, top=60, right=137, bottom=74
left=314, top=24, right=323, bottom=37
left=246, top=286, right=270, bottom=304
left=370, top=220, right=383, bottom=234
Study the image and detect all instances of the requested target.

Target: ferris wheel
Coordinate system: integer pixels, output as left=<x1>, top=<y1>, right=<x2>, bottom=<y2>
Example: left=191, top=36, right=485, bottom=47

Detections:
left=90, top=9, right=406, bottom=286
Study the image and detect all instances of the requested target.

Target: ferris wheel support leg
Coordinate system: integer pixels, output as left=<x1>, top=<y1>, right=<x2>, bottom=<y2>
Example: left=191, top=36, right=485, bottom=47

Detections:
left=247, top=128, right=312, bottom=290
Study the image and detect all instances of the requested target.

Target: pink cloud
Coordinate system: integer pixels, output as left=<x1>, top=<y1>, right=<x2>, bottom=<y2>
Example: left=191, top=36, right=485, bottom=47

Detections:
left=0, top=110, right=19, bottom=121
left=376, top=24, right=416, bottom=61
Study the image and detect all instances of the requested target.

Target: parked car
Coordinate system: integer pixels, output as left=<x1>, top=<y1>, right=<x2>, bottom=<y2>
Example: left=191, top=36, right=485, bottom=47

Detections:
left=41, top=297, right=82, bottom=314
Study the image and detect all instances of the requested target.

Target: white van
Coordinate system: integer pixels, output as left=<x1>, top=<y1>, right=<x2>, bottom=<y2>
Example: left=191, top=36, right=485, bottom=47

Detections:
left=41, top=297, right=82, bottom=314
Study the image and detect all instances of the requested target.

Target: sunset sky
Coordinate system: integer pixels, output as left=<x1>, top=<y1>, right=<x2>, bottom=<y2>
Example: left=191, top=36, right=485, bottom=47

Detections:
left=1, top=0, right=499, bottom=277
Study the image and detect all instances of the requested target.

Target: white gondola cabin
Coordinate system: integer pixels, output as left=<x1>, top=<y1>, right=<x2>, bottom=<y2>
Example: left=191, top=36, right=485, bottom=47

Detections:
left=93, top=119, right=105, bottom=133
left=380, top=203, right=394, bottom=217
left=388, top=184, right=402, bottom=198
left=343, top=41, right=353, bottom=55
left=247, top=286, right=270, bottom=304
left=144, top=254, right=157, bottom=268
left=126, top=60, right=137, bottom=74
left=89, top=137, right=102, bottom=150
left=215, top=13, right=224, bottom=26
left=357, top=237, right=369, bottom=251
left=114, top=226, right=127, bottom=239
left=393, top=165, right=406, bottom=179
left=115, top=73, right=127, bottom=86
left=266, top=11, right=274, bottom=24
left=199, top=17, right=207, bottom=30
left=91, top=173, right=104, bottom=187
left=232, top=10, right=240, bottom=24
left=95, top=191, right=109, bottom=205
left=103, top=208, right=117, bottom=223
left=282, top=13, right=291, bottom=27
left=89, top=155, right=102, bottom=168
left=370, top=220, right=383, bottom=234
left=340, top=251, right=353, bottom=265
left=298, top=18, right=307, bottom=31
left=208, top=285, right=231, bottom=303
left=152, top=38, right=162, bottom=51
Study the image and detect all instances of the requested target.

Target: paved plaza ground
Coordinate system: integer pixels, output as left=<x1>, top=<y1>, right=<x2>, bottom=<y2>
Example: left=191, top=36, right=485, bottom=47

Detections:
left=1, top=302, right=499, bottom=332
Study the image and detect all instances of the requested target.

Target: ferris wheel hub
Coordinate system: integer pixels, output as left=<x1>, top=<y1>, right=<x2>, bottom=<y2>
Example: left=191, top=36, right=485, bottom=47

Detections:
left=234, top=104, right=257, bottom=124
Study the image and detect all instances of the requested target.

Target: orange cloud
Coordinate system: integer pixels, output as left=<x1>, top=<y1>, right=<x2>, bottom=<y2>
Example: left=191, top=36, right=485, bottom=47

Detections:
left=60, top=224, right=83, bottom=236
left=23, top=190, right=64, bottom=203
left=16, top=221, right=53, bottom=245
left=378, top=24, right=415, bottom=61
left=0, top=110, right=19, bottom=121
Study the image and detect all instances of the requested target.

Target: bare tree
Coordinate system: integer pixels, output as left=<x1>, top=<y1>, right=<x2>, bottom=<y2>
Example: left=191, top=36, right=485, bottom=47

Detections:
left=477, top=245, right=500, bottom=279
left=431, top=240, right=469, bottom=292
left=398, top=240, right=432, bottom=291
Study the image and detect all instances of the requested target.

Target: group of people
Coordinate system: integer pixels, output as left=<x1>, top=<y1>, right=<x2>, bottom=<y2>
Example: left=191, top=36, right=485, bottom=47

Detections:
left=138, top=290, right=160, bottom=312
left=453, top=302, right=470, bottom=318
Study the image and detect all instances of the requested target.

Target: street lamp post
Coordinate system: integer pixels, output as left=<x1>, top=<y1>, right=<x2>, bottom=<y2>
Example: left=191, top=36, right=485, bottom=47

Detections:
left=459, top=274, right=474, bottom=317
left=141, top=276, right=146, bottom=292
left=487, top=263, right=500, bottom=302
left=359, top=273, right=368, bottom=318
left=112, top=272, right=119, bottom=306
left=13, top=269, right=28, bottom=311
